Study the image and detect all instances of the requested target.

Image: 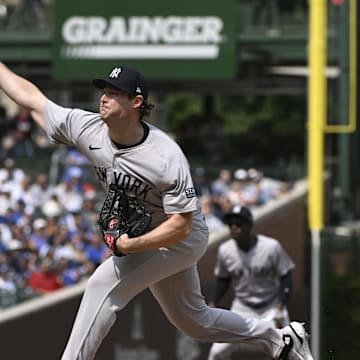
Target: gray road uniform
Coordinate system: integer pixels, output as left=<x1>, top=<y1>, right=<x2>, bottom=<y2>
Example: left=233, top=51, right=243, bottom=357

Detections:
left=208, top=235, right=295, bottom=360
left=44, top=100, right=284, bottom=360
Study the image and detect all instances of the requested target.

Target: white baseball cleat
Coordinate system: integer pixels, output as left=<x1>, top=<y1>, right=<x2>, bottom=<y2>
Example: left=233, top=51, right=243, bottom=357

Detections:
left=277, top=322, right=314, bottom=360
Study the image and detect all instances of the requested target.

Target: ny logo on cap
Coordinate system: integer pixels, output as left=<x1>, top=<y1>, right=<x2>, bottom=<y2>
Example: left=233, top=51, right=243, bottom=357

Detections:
left=109, top=67, right=122, bottom=79
left=135, top=86, right=142, bottom=94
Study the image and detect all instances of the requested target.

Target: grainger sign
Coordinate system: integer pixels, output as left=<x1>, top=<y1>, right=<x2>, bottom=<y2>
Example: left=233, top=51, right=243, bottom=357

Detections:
left=53, top=0, right=236, bottom=80
left=61, top=16, right=224, bottom=59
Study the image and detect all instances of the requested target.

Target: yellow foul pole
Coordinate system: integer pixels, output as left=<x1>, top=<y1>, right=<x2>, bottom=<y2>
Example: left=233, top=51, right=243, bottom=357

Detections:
left=308, top=1, right=326, bottom=359
left=308, top=0, right=326, bottom=231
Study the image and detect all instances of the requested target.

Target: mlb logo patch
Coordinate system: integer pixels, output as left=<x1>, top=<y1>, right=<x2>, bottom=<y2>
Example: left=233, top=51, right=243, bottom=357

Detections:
left=185, top=188, right=196, bottom=198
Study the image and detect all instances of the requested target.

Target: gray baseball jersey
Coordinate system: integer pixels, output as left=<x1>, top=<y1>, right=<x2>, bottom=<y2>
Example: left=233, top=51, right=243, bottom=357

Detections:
left=215, top=234, right=295, bottom=306
left=44, top=100, right=205, bottom=229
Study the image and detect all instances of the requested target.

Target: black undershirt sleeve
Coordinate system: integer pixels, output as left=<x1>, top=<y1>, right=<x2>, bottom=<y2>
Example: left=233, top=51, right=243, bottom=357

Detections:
left=278, top=271, right=293, bottom=306
left=212, top=277, right=232, bottom=306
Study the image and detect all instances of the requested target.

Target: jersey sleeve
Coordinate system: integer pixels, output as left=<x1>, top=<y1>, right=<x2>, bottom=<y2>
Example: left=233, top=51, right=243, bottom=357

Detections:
left=44, top=100, right=96, bottom=146
left=274, top=241, right=295, bottom=277
left=161, top=151, right=198, bottom=214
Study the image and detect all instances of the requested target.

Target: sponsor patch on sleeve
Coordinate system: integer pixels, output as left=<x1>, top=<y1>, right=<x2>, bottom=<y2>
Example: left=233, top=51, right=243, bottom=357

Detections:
left=185, top=187, right=196, bottom=198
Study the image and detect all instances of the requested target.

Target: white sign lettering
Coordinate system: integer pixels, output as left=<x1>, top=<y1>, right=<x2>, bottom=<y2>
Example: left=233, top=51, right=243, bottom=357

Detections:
left=61, top=16, right=224, bottom=59
left=63, top=16, right=223, bottom=44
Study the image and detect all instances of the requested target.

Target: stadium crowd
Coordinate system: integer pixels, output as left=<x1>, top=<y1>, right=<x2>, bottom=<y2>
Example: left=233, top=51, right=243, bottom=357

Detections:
left=0, top=153, right=109, bottom=307
left=0, top=148, right=289, bottom=308
left=195, top=167, right=290, bottom=233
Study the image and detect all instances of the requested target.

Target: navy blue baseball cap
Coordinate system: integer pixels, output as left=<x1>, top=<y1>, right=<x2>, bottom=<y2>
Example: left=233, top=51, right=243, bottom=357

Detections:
left=223, top=205, right=254, bottom=225
left=93, top=66, right=148, bottom=100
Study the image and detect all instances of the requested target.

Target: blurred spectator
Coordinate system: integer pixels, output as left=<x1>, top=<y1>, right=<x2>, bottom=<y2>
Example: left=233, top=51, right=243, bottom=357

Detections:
left=0, top=266, right=16, bottom=293
left=43, top=215, right=61, bottom=240
left=0, top=188, right=11, bottom=215
left=0, top=157, right=25, bottom=186
left=83, top=182, right=97, bottom=201
left=52, top=225, right=74, bottom=261
left=85, top=232, right=110, bottom=267
left=59, top=257, right=94, bottom=286
left=54, top=173, right=83, bottom=213
left=200, top=195, right=225, bottom=233
left=28, top=256, right=64, bottom=294
left=53, top=229, right=96, bottom=286
left=28, top=217, right=50, bottom=256
left=29, top=173, right=54, bottom=212
left=15, top=175, right=36, bottom=215
left=211, top=168, right=232, bottom=197
left=227, top=169, right=249, bottom=207
left=82, top=197, right=100, bottom=225
left=246, top=168, right=273, bottom=206
left=0, top=262, right=18, bottom=308
left=235, top=169, right=260, bottom=207
left=228, top=181, right=245, bottom=206
left=11, top=107, right=36, bottom=157
left=63, top=166, right=83, bottom=186
left=211, top=168, right=232, bottom=217
left=64, top=147, right=91, bottom=166
left=259, top=174, right=287, bottom=203
left=243, top=168, right=264, bottom=207
left=41, top=194, right=64, bottom=218
left=61, top=211, right=94, bottom=239
left=0, top=134, right=16, bottom=160
left=216, top=196, right=235, bottom=219
left=1, top=225, right=24, bottom=252
left=0, top=107, right=36, bottom=158
left=193, top=167, right=212, bottom=197
left=8, top=198, right=28, bottom=225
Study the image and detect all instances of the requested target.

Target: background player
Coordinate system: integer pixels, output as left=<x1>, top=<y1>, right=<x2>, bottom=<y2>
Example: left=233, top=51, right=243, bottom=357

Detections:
left=0, top=61, right=313, bottom=360
left=207, top=205, right=295, bottom=359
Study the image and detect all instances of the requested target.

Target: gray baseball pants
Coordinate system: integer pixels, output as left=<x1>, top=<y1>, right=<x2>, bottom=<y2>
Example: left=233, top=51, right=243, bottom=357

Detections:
left=61, top=228, right=283, bottom=359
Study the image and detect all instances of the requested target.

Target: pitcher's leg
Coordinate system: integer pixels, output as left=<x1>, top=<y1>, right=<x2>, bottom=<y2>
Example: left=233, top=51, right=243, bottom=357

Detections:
left=61, top=238, right=207, bottom=360
left=61, top=257, right=128, bottom=360
left=208, top=342, right=234, bottom=360
left=150, top=265, right=284, bottom=358
left=62, top=251, right=164, bottom=360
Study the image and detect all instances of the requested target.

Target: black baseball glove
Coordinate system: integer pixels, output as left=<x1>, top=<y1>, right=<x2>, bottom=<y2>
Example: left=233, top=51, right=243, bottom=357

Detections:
left=98, top=184, right=152, bottom=256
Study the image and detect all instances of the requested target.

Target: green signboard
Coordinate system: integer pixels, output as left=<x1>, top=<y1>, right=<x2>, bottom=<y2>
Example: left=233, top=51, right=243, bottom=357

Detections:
left=53, top=0, right=236, bottom=80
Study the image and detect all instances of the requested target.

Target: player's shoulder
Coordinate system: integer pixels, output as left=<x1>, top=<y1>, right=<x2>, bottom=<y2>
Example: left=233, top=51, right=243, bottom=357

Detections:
left=218, top=238, right=238, bottom=255
left=147, top=122, right=178, bottom=144
left=146, top=122, right=186, bottom=157
left=257, top=234, right=282, bottom=249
